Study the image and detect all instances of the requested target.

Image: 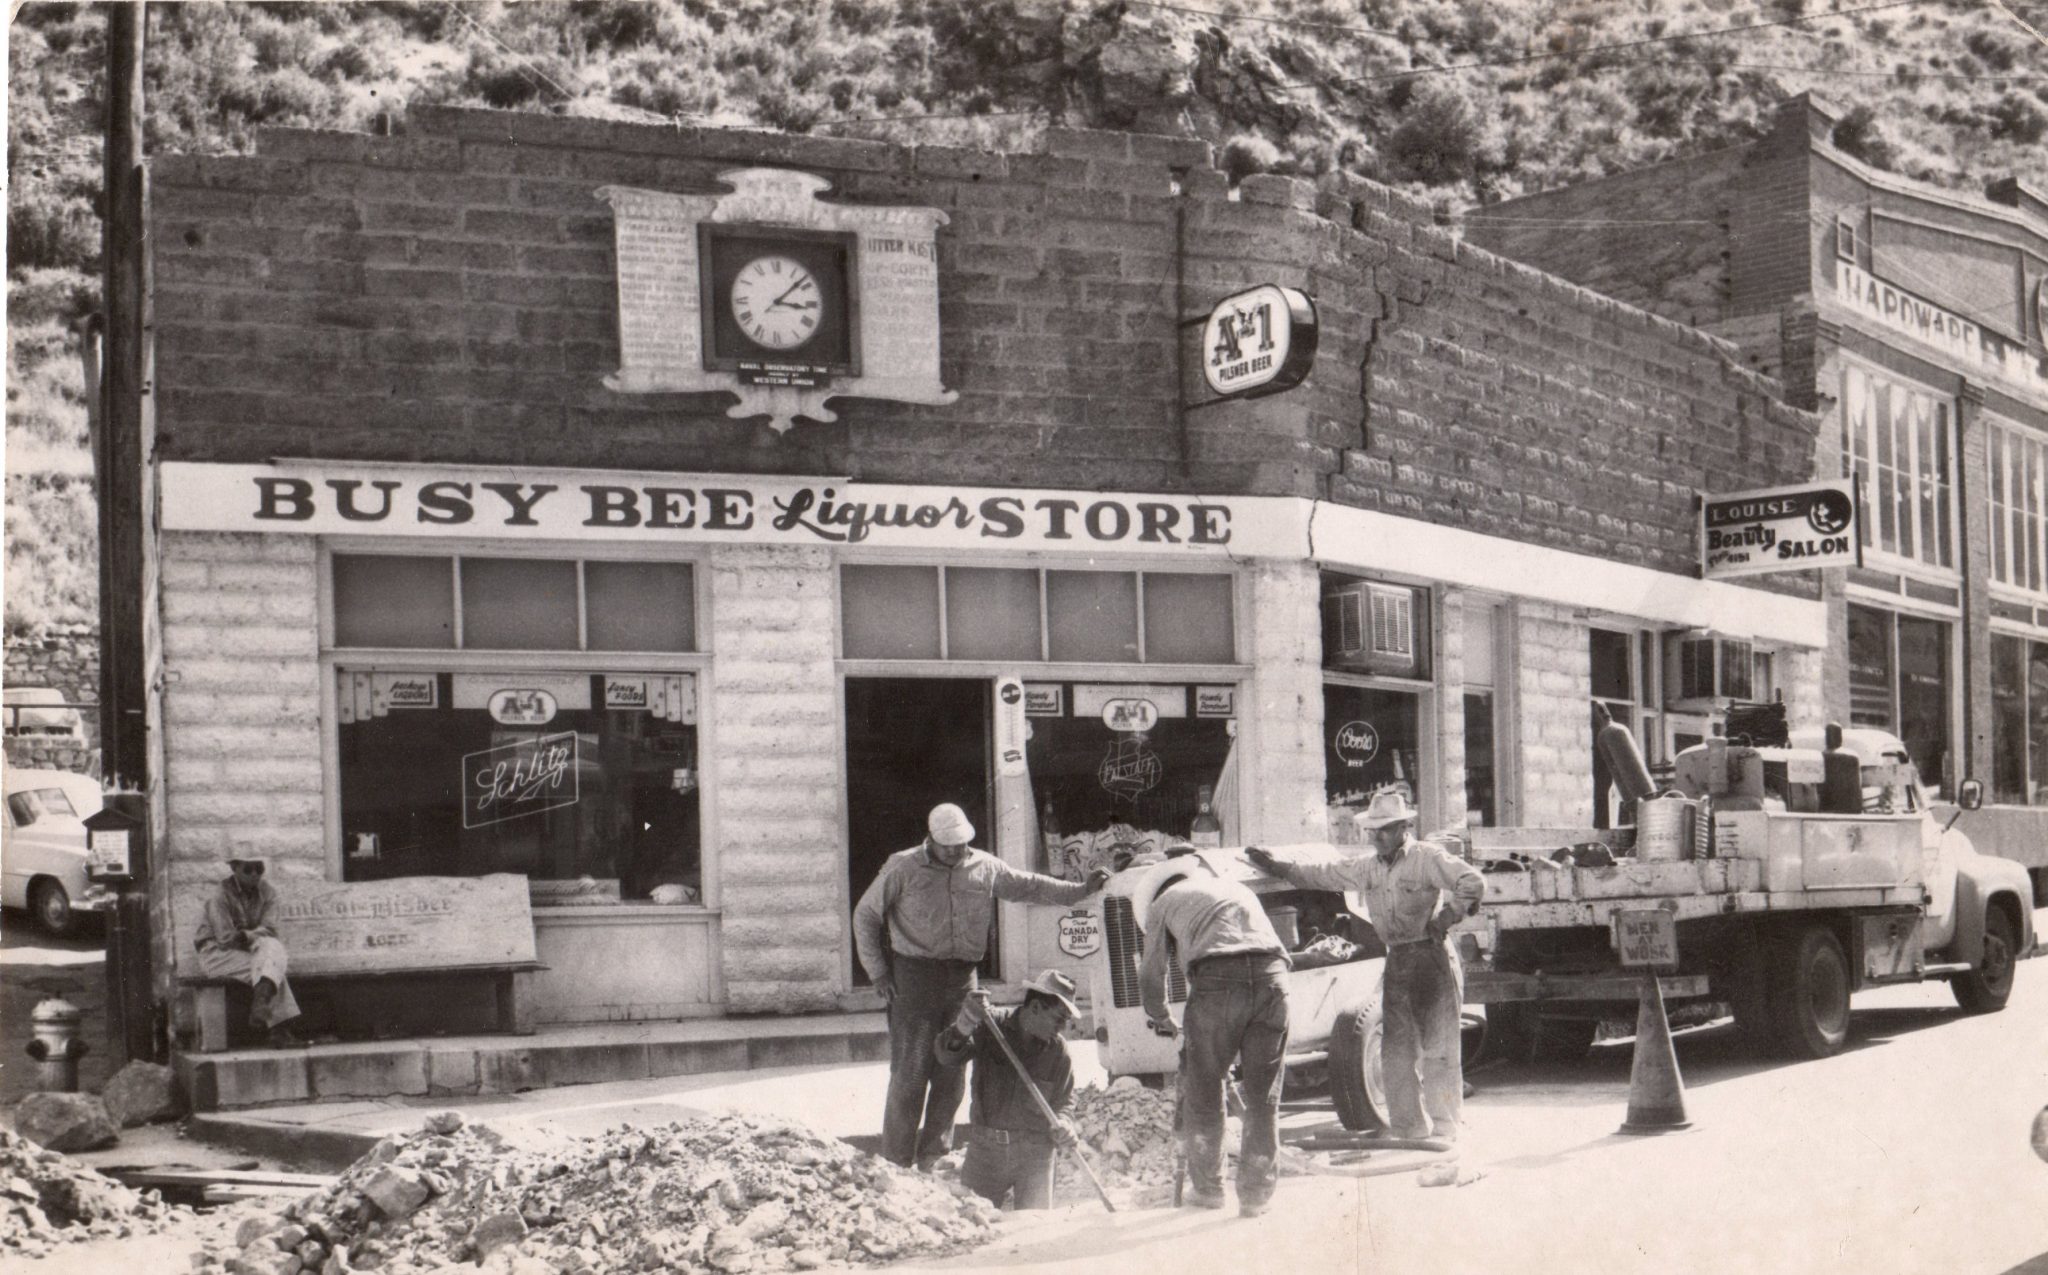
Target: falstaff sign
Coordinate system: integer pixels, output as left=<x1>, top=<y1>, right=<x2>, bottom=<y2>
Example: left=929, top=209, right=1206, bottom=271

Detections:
left=1700, top=479, right=1858, bottom=580
left=1834, top=263, right=2048, bottom=398
left=161, top=462, right=1305, bottom=558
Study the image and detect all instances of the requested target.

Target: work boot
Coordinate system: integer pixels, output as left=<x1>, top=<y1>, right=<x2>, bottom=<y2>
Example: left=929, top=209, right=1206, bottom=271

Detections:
left=1184, top=1188, right=1227, bottom=1210
left=249, top=980, right=276, bottom=1029
left=1238, top=1195, right=1272, bottom=1219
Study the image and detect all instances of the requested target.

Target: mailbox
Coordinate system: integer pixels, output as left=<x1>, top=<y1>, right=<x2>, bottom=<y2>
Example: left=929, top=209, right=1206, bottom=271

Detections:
left=82, top=802, right=147, bottom=885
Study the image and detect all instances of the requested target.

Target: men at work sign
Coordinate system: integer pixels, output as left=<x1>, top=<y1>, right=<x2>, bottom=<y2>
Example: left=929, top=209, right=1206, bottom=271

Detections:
left=1700, top=479, right=1858, bottom=580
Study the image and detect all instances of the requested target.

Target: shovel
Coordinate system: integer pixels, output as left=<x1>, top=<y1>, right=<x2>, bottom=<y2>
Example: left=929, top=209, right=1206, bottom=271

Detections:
left=973, top=992, right=1117, bottom=1213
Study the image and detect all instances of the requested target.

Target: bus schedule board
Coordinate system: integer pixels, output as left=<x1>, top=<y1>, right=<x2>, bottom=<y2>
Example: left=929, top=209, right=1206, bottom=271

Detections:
left=1700, top=479, right=1858, bottom=580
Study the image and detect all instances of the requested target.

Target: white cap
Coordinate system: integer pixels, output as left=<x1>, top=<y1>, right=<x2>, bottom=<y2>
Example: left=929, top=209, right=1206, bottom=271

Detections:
left=926, top=803, right=975, bottom=846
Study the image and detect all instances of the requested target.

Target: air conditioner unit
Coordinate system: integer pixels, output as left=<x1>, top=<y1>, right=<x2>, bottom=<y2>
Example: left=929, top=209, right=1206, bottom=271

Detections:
left=1665, top=633, right=1754, bottom=710
left=1323, top=580, right=1427, bottom=677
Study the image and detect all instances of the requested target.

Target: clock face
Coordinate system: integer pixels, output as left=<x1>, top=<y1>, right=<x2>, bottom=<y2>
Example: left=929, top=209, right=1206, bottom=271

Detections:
left=728, top=255, right=822, bottom=351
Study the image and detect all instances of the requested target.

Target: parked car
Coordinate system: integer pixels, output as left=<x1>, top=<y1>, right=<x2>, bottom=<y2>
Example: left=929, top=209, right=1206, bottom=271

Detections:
left=2, top=768, right=109, bottom=936
left=2, top=687, right=89, bottom=743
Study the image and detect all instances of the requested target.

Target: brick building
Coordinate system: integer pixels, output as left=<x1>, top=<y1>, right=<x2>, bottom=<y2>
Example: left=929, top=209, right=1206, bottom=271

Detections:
left=1465, top=94, right=2048, bottom=899
left=139, top=106, right=1825, bottom=1047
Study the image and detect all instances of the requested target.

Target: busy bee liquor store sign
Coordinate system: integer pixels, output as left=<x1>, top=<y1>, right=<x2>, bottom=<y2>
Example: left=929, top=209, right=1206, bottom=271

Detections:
left=1700, top=480, right=1858, bottom=580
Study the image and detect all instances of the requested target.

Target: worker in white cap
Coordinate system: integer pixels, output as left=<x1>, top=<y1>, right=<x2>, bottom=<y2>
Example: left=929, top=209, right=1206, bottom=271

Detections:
left=854, top=802, right=1108, bottom=1170
left=1132, top=846, right=1291, bottom=1216
left=1248, top=790, right=1483, bottom=1145
left=193, top=854, right=303, bottom=1047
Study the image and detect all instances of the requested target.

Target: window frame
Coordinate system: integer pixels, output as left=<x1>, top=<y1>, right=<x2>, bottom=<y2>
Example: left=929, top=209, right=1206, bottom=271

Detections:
left=1988, top=622, right=2048, bottom=807
left=1987, top=416, right=2048, bottom=601
left=318, top=540, right=716, bottom=903
left=1838, top=355, right=1960, bottom=581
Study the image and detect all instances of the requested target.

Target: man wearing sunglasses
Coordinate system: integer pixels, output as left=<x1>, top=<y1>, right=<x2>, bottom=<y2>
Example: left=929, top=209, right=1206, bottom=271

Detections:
left=194, top=856, right=302, bottom=1047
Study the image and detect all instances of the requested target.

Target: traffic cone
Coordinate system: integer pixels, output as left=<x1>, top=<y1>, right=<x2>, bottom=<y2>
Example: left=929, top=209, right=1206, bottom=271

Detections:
left=1617, top=973, right=1692, bottom=1135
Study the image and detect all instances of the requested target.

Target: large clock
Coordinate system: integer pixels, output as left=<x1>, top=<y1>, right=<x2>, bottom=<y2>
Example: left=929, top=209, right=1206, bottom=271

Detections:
left=699, top=226, right=860, bottom=384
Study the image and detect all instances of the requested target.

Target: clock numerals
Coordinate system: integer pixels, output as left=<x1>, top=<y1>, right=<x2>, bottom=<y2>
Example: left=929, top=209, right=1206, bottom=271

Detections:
left=729, top=253, right=825, bottom=352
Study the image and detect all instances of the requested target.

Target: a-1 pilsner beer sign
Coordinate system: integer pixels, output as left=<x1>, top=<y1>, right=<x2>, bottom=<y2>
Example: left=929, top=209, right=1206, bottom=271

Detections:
left=1202, top=284, right=1318, bottom=399
left=1700, top=479, right=1858, bottom=580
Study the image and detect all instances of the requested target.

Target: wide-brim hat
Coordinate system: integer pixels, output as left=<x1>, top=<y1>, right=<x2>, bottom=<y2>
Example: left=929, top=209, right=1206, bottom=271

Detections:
left=1023, top=969, right=1081, bottom=1018
left=1131, top=854, right=1216, bottom=934
left=1354, top=790, right=1419, bottom=830
left=927, top=802, right=976, bottom=846
left=226, top=856, right=267, bottom=870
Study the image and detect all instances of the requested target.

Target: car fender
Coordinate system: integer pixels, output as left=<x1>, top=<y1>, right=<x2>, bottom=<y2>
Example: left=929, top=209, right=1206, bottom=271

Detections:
left=1948, top=859, right=2038, bottom=964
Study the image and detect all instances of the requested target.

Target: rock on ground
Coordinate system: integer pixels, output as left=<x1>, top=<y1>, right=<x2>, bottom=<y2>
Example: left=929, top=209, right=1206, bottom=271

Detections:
left=12, top=1094, right=118, bottom=1154
left=99, top=1062, right=181, bottom=1129
left=0, top=1127, right=186, bottom=1258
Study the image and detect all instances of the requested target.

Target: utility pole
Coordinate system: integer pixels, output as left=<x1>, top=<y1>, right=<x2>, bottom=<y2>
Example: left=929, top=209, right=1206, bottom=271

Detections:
left=99, top=0, right=159, bottom=1064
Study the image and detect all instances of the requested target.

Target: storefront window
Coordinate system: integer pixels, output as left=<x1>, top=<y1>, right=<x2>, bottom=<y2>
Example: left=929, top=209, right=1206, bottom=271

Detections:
left=1323, top=685, right=1420, bottom=839
left=1027, top=683, right=1236, bottom=879
left=1847, top=603, right=1953, bottom=797
left=1841, top=364, right=1955, bottom=570
left=1988, top=420, right=2048, bottom=595
left=336, top=671, right=701, bottom=903
left=1988, top=633, right=2048, bottom=806
left=328, top=553, right=702, bottom=904
left=1461, top=599, right=1501, bottom=827
left=841, top=566, right=1235, bottom=664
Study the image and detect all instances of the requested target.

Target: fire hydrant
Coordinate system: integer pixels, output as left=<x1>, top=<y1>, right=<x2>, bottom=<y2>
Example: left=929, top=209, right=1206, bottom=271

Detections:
left=25, top=998, right=88, bottom=1092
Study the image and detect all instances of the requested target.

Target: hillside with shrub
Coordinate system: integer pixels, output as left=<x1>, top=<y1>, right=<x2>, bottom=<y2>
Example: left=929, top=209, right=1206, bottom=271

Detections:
left=7, top=0, right=2045, bottom=634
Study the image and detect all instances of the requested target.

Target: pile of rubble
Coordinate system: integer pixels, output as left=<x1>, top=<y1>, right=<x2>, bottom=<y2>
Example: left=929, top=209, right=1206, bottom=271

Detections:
left=202, top=1111, right=1002, bottom=1275
left=0, top=1128, right=185, bottom=1259
left=1055, top=1079, right=1185, bottom=1205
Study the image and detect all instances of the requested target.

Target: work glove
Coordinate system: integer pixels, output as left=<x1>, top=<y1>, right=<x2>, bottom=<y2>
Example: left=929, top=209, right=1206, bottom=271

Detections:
left=1146, top=1013, right=1178, bottom=1039
left=949, top=994, right=985, bottom=1039
left=1052, top=1118, right=1079, bottom=1150
left=1081, top=867, right=1112, bottom=894
left=1243, top=846, right=1280, bottom=876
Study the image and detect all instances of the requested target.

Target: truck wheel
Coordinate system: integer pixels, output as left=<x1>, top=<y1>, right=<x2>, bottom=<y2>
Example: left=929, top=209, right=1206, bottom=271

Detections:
left=1770, top=925, right=1850, bottom=1058
left=1330, top=1003, right=1390, bottom=1131
left=1951, top=906, right=2018, bottom=1014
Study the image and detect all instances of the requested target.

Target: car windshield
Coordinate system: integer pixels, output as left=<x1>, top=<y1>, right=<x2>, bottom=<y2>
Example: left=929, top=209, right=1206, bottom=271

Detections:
left=7, top=789, right=79, bottom=825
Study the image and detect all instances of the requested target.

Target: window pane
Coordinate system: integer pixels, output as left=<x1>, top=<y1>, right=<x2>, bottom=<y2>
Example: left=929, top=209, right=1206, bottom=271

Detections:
left=338, top=670, right=701, bottom=901
left=1589, top=629, right=1632, bottom=701
left=1047, top=571, right=1139, bottom=663
left=585, top=562, right=695, bottom=652
left=1847, top=605, right=1894, bottom=728
left=462, top=558, right=580, bottom=650
left=1142, top=574, right=1235, bottom=664
left=333, top=555, right=455, bottom=648
left=1323, top=683, right=1421, bottom=841
left=1463, top=602, right=1497, bottom=688
left=1992, top=635, right=2027, bottom=805
left=2031, top=645, right=2048, bottom=807
left=841, top=565, right=941, bottom=659
left=945, top=568, right=1041, bottom=661
left=1991, top=433, right=2008, bottom=584
left=1463, top=690, right=1496, bottom=827
left=1026, top=706, right=1234, bottom=876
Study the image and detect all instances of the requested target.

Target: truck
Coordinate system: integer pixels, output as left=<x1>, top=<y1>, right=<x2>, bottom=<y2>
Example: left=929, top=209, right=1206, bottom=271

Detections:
left=1080, top=726, right=2034, bottom=1131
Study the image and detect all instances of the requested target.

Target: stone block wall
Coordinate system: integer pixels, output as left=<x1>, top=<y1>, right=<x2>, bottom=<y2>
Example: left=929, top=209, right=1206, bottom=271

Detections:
left=705, top=543, right=843, bottom=1013
left=1512, top=602, right=1594, bottom=827
left=1239, top=558, right=1328, bottom=846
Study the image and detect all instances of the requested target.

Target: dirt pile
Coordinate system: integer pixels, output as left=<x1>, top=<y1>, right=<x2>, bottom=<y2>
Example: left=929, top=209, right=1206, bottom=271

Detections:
left=0, top=1127, right=185, bottom=1259
left=202, top=1111, right=1002, bottom=1275
left=1055, top=1080, right=1183, bottom=1205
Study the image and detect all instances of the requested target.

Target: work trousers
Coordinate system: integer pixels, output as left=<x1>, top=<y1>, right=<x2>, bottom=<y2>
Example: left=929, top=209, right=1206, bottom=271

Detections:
left=1180, top=954, right=1289, bottom=1204
left=882, top=956, right=978, bottom=1168
left=195, top=937, right=301, bottom=1028
left=1382, top=939, right=1463, bottom=1141
left=960, top=1132, right=1055, bottom=1210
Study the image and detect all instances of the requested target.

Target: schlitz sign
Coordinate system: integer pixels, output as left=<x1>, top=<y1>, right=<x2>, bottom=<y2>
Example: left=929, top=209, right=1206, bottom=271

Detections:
left=1700, top=480, right=1858, bottom=580
left=464, top=732, right=580, bottom=830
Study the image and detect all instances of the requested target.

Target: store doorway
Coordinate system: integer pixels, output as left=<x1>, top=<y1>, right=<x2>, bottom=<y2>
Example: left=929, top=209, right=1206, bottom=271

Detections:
left=844, top=677, right=993, bottom=983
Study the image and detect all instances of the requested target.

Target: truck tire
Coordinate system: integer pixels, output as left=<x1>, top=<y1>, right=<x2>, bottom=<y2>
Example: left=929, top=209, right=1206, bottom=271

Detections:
left=1951, top=905, right=2018, bottom=1014
left=1330, top=1003, right=1390, bottom=1131
left=1770, top=925, right=1850, bottom=1059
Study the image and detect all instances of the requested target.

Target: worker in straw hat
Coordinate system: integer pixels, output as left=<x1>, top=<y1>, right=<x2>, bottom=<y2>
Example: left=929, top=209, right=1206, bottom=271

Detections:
left=1132, top=845, right=1292, bottom=1217
left=1247, top=789, right=1483, bottom=1145
left=933, top=969, right=1083, bottom=1210
left=192, top=854, right=303, bottom=1047
left=854, top=802, right=1108, bottom=1171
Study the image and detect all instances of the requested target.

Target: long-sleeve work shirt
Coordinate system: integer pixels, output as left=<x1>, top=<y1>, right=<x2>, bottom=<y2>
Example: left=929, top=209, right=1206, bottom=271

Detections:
left=194, top=877, right=282, bottom=953
left=1263, top=838, right=1484, bottom=945
left=1139, top=873, right=1288, bottom=1022
left=935, top=1007, right=1075, bottom=1136
left=854, top=842, right=1092, bottom=985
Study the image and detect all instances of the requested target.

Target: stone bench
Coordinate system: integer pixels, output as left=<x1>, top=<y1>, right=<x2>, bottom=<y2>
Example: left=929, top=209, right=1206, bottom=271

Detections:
left=177, top=873, right=542, bottom=1053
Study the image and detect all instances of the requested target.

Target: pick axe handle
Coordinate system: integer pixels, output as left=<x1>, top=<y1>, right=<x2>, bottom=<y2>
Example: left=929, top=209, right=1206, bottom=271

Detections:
left=973, top=993, right=1117, bottom=1213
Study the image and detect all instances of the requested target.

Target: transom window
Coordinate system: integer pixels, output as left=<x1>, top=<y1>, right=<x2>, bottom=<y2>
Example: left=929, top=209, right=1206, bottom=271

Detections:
left=840, top=566, right=1235, bottom=664
left=331, top=554, right=695, bottom=651
left=1840, top=364, right=1955, bottom=571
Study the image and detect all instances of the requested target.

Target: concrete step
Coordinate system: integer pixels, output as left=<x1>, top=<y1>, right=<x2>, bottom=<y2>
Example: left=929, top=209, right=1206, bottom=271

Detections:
left=174, top=1011, right=889, bottom=1112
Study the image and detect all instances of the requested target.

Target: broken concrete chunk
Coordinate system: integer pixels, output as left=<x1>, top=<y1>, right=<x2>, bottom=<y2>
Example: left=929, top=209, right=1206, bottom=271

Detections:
left=14, top=1093, right=119, bottom=1154
left=469, top=1210, right=525, bottom=1257
left=360, top=1168, right=432, bottom=1220
left=101, top=1061, right=183, bottom=1128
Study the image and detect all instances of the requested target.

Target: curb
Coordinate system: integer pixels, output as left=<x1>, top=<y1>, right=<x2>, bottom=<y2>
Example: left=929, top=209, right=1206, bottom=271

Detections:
left=184, top=1114, right=384, bottom=1174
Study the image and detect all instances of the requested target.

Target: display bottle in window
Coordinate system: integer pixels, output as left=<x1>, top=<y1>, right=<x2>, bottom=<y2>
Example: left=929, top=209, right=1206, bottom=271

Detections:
left=1040, top=795, right=1063, bottom=877
left=1390, top=750, right=1414, bottom=804
left=1190, top=784, right=1223, bottom=848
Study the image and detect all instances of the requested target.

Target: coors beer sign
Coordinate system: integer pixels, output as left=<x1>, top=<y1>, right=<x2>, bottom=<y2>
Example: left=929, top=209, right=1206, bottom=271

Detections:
left=1700, top=479, right=1858, bottom=580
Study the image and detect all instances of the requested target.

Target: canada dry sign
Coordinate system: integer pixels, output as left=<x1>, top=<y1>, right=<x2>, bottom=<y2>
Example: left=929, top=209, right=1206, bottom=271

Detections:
left=1202, top=284, right=1318, bottom=399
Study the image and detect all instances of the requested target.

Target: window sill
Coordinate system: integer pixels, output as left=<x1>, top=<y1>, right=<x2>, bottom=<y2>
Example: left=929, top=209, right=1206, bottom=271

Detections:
left=533, top=903, right=719, bottom=919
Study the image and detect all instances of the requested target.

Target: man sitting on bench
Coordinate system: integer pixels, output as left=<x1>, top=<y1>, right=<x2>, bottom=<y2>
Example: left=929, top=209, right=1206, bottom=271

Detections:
left=194, top=856, right=303, bottom=1047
